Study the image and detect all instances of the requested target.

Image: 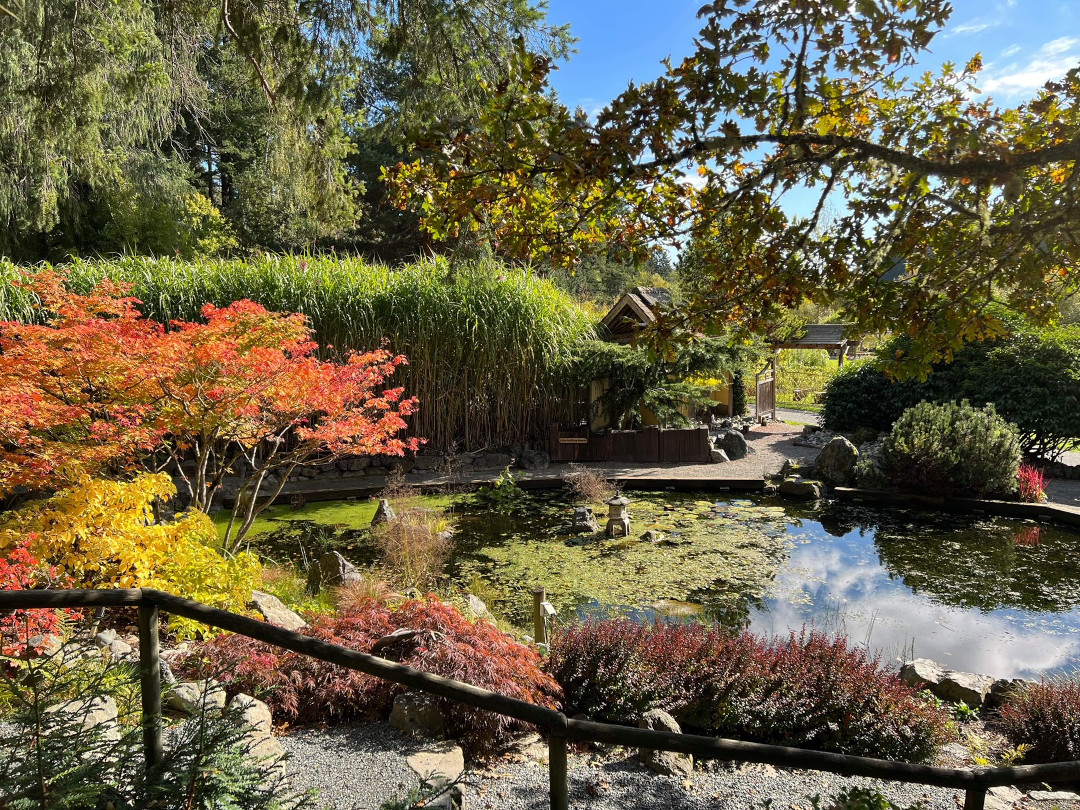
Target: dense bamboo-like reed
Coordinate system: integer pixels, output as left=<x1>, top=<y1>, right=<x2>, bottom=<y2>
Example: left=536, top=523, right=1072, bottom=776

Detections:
left=0, top=255, right=595, bottom=451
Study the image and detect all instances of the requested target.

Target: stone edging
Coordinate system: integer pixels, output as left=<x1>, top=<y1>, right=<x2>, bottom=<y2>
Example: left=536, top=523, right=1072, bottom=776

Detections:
left=832, top=487, right=1080, bottom=528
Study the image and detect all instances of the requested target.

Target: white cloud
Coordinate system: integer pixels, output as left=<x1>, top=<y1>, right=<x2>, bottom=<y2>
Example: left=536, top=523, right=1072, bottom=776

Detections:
left=1041, top=36, right=1079, bottom=56
left=1001, top=44, right=1021, bottom=58
left=946, top=18, right=999, bottom=37
left=748, top=535, right=1080, bottom=680
left=981, top=36, right=1080, bottom=97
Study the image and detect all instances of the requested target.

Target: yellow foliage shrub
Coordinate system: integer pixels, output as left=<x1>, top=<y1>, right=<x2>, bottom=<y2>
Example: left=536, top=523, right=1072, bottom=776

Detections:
left=0, top=474, right=259, bottom=638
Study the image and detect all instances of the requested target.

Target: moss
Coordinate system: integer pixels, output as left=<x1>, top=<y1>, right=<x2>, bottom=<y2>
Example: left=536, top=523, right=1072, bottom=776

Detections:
left=452, top=494, right=799, bottom=627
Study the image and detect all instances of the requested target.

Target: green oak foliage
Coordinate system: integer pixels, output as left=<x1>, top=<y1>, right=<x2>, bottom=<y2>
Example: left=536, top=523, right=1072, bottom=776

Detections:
left=388, top=0, right=1080, bottom=374
left=0, top=0, right=568, bottom=260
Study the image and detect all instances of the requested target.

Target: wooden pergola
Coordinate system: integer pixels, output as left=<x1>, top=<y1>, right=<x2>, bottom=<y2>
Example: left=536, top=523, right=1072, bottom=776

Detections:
left=772, top=323, right=858, bottom=368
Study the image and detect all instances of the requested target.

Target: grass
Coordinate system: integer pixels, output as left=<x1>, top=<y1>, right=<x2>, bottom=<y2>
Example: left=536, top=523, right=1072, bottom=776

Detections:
left=0, top=254, right=596, bottom=451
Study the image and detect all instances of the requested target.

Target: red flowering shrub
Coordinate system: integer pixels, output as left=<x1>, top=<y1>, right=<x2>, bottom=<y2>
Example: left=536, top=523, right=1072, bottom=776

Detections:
left=179, top=597, right=561, bottom=756
left=549, top=619, right=948, bottom=763
left=998, top=677, right=1080, bottom=763
left=0, top=541, right=73, bottom=657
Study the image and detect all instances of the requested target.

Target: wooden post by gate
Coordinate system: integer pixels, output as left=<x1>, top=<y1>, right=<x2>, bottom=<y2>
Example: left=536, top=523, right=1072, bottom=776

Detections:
left=755, top=356, right=777, bottom=421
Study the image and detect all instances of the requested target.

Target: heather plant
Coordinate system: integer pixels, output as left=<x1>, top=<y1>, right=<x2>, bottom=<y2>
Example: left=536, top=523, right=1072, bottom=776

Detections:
left=998, top=676, right=1080, bottom=763
left=880, top=401, right=1021, bottom=498
left=549, top=619, right=948, bottom=763
left=179, top=596, right=561, bottom=757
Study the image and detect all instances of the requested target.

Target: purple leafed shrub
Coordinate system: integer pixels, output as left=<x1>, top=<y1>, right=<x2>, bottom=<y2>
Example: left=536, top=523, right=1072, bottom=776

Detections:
left=548, top=619, right=948, bottom=763
left=998, top=677, right=1080, bottom=763
left=178, top=596, right=561, bottom=756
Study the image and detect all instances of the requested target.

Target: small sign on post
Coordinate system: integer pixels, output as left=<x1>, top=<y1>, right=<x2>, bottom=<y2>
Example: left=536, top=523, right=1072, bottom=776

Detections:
left=533, top=587, right=555, bottom=646
left=533, top=587, right=547, bottom=645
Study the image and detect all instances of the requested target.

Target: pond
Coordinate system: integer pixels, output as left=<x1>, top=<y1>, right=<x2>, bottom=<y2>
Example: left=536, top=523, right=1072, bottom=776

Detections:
left=225, top=490, right=1080, bottom=680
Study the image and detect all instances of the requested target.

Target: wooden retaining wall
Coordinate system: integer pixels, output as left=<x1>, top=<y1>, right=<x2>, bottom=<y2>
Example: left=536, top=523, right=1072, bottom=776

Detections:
left=548, top=424, right=712, bottom=463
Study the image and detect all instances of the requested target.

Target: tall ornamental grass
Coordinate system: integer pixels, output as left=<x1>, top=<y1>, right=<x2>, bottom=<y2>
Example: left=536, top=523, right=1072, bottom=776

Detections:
left=0, top=255, right=595, bottom=451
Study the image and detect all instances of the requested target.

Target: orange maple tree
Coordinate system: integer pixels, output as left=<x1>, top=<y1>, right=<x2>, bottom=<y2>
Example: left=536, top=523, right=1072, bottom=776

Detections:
left=0, top=270, right=420, bottom=550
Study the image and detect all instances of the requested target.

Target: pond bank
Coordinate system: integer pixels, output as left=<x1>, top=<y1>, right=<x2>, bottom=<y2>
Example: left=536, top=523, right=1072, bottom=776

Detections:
left=265, top=420, right=1080, bottom=518
left=268, top=422, right=820, bottom=502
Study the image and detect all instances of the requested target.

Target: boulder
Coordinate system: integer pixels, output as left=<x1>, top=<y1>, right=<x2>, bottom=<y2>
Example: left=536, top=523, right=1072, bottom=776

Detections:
left=47, top=696, right=122, bottom=743
left=638, top=709, right=693, bottom=778
left=570, top=506, right=600, bottom=533
left=641, top=529, right=664, bottom=543
left=465, top=594, right=491, bottom=618
left=371, top=498, right=396, bottom=528
left=936, top=671, right=995, bottom=708
left=900, top=658, right=945, bottom=690
left=92, top=629, right=117, bottom=648
left=248, top=590, right=308, bottom=633
left=778, top=459, right=806, bottom=478
left=308, top=551, right=364, bottom=593
left=812, top=437, right=859, bottom=486
left=412, top=455, right=443, bottom=471
left=986, top=786, right=1023, bottom=810
left=407, top=740, right=465, bottom=787
left=985, top=678, right=1027, bottom=710
left=899, top=659, right=995, bottom=708
left=229, top=693, right=273, bottom=736
left=778, top=478, right=822, bottom=499
left=477, top=452, right=514, bottom=470
left=519, top=449, right=551, bottom=471
left=710, top=448, right=730, bottom=463
left=167, top=679, right=227, bottom=715
left=93, top=631, right=135, bottom=661
left=716, top=430, right=748, bottom=461
left=246, top=733, right=286, bottom=765
left=390, top=692, right=445, bottom=739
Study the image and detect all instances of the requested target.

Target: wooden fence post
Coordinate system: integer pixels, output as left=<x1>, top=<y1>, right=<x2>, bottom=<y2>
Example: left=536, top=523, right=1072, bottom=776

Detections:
left=549, top=713, right=569, bottom=810
left=138, top=600, right=163, bottom=772
left=964, top=789, right=986, bottom=810
left=533, top=587, right=547, bottom=646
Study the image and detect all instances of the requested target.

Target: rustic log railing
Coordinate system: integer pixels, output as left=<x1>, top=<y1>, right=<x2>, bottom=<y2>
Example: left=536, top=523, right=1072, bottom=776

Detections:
left=3, top=588, right=1079, bottom=810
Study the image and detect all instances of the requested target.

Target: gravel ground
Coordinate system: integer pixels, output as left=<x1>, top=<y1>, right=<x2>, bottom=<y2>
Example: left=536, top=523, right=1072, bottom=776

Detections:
left=279, top=723, right=423, bottom=809
left=463, top=754, right=963, bottom=810
left=275, top=723, right=967, bottom=810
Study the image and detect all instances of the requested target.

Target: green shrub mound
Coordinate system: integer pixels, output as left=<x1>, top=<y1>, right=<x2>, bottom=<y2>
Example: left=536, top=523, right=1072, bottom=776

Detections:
left=548, top=619, right=948, bottom=763
left=880, top=400, right=1021, bottom=498
left=820, top=323, right=1080, bottom=461
left=998, top=677, right=1080, bottom=763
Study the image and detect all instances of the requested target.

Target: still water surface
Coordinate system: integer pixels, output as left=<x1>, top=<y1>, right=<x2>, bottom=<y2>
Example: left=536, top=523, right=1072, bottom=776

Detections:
left=250, top=490, right=1080, bottom=679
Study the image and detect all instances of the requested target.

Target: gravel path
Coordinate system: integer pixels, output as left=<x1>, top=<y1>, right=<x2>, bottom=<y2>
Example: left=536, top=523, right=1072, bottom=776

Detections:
left=279, top=723, right=422, bottom=809
left=276, top=723, right=966, bottom=810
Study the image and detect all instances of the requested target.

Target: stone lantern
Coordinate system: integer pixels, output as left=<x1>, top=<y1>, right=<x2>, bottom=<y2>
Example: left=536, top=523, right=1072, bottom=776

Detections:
left=606, top=495, right=631, bottom=538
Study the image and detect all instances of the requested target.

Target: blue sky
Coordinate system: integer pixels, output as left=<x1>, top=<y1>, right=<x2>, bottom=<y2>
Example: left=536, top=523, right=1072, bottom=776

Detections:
left=543, top=0, right=1080, bottom=113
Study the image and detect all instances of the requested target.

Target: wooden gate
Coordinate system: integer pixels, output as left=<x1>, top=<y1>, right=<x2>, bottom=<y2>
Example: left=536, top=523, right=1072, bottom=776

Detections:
left=755, top=359, right=777, bottom=421
left=549, top=424, right=712, bottom=463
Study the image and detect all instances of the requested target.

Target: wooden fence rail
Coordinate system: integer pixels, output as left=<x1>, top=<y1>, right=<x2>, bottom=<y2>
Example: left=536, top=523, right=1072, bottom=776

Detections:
left=2, top=588, right=1079, bottom=810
